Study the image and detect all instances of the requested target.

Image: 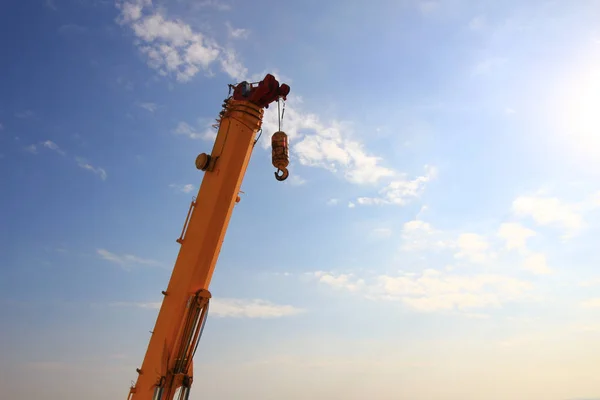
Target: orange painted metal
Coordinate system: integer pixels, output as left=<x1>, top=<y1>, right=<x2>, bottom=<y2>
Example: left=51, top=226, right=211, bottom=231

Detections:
left=126, top=74, right=290, bottom=400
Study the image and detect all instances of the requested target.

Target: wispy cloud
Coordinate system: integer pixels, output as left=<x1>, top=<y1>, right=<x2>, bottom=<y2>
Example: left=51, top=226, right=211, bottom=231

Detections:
left=210, top=298, right=305, bottom=318
left=512, top=195, right=584, bottom=237
left=137, top=102, right=158, bottom=112
left=399, top=196, right=558, bottom=275
left=244, top=95, right=401, bottom=186
left=111, top=298, right=305, bottom=318
left=356, top=165, right=437, bottom=206
left=97, top=248, right=163, bottom=268
left=173, top=121, right=215, bottom=141
left=522, top=253, right=551, bottom=275
left=76, top=157, right=107, bottom=180
left=326, top=198, right=339, bottom=206
left=169, top=183, right=195, bottom=193
left=42, top=140, right=66, bottom=156
left=226, top=22, right=249, bottom=39
left=117, top=1, right=421, bottom=199
left=116, top=0, right=247, bottom=81
left=312, top=271, right=365, bottom=292
left=310, top=269, right=534, bottom=313
left=24, top=141, right=109, bottom=182
left=292, top=124, right=396, bottom=185
left=24, top=140, right=66, bottom=156
left=498, top=222, right=536, bottom=252
left=454, top=233, right=493, bottom=264
left=219, top=47, right=247, bottom=80
left=400, top=219, right=451, bottom=252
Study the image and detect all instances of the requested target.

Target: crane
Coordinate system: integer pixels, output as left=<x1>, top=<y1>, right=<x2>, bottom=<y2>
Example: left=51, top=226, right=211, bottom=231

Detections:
left=126, top=73, right=291, bottom=400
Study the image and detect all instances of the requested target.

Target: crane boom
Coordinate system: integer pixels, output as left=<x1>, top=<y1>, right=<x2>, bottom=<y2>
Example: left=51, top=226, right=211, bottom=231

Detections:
left=126, top=74, right=291, bottom=400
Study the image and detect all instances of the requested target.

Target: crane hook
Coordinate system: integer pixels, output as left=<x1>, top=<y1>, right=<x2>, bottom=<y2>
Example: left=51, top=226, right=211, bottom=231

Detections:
left=274, top=167, right=289, bottom=181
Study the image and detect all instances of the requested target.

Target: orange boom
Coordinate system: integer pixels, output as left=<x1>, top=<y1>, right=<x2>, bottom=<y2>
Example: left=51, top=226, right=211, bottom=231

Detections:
left=126, top=74, right=290, bottom=400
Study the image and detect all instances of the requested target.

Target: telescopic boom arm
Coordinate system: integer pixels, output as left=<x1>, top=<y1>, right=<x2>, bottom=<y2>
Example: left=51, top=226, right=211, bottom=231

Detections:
left=126, top=74, right=290, bottom=400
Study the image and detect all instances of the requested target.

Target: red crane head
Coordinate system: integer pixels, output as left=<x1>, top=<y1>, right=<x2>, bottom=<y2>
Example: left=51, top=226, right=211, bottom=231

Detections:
left=231, top=74, right=290, bottom=109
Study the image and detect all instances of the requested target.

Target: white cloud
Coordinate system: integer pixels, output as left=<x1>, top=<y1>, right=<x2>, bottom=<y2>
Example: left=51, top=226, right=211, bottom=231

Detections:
left=76, top=157, right=107, bottom=180
left=348, top=201, right=356, bottom=208
left=138, top=102, right=158, bottom=112
left=26, top=140, right=66, bottom=156
left=498, top=222, right=536, bottom=252
left=454, top=233, right=491, bottom=264
left=173, top=121, right=215, bottom=141
left=219, top=47, right=248, bottom=80
left=312, top=271, right=365, bottom=292
left=498, top=223, right=551, bottom=275
left=311, top=269, right=533, bottom=313
left=42, top=140, right=66, bottom=156
left=210, top=298, right=305, bottom=318
left=580, top=298, right=600, bottom=308
left=326, top=198, right=339, bottom=206
left=118, top=0, right=145, bottom=22
left=356, top=165, right=437, bottom=206
left=169, top=183, right=195, bottom=193
left=401, top=217, right=548, bottom=272
left=403, top=215, right=550, bottom=274
left=258, top=98, right=398, bottom=186
left=116, top=0, right=245, bottom=81
left=400, top=219, right=451, bottom=251
left=226, top=22, right=249, bottom=39
left=112, top=298, right=304, bottom=318
left=512, top=195, right=583, bottom=236
left=295, top=134, right=395, bottom=184
left=97, top=248, right=163, bottom=268
left=522, top=253, right=552, bottom=275
left=249, top=69, right=294, bottom=86
left=119, top=1, right=423, bottom=196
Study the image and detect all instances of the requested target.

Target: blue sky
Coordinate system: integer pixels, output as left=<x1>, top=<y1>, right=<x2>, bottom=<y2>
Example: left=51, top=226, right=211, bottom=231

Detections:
left=2, top=0, right=600, bottom=399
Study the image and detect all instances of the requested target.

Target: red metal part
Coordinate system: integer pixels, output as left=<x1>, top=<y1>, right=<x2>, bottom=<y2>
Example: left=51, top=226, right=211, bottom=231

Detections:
left=232, top=74, right=290, bottom=109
